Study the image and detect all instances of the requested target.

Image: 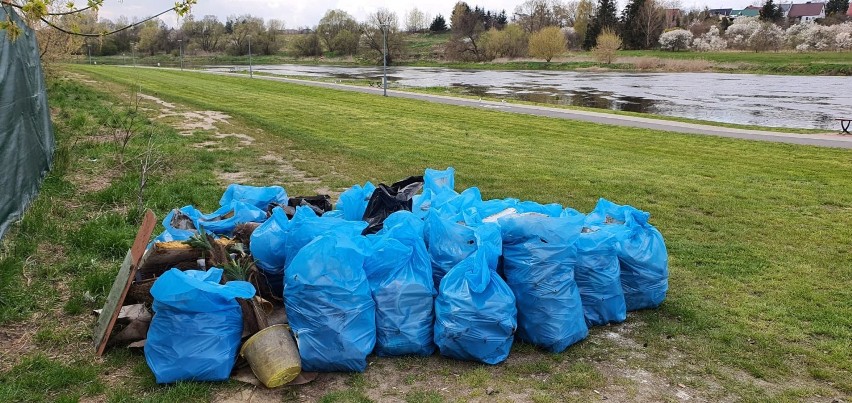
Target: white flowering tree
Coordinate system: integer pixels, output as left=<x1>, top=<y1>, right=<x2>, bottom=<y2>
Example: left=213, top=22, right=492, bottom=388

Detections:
left=724, top=17, right=760, bottom=50
left=658, top=29, right=693, bottom=51
left=787, top=22, right=852, bottom=51
left=693, top=25, right=727, bottom=51
left=748, top=22, right=784, bottom=51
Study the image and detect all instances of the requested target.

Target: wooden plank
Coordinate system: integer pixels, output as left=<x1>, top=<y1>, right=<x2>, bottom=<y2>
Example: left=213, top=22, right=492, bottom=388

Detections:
left=131, top=210, right=157, bottom=265
left=93, top=210, right=157, bottom=356
left=92, top=250, right=134, bottom=355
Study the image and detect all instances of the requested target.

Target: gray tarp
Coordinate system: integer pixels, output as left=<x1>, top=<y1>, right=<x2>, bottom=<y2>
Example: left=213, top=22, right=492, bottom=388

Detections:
left=0, top=6, right=55, bottom=240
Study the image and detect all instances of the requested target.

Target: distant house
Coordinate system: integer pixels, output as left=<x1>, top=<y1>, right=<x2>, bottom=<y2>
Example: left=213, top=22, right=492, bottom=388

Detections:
left=779, top=3, right=794, bottom=17
left=730, top=8, right=760, bottom=18
left=708, top=8, right=733, bottom=17
left=788, top=2, right=826, bottom=22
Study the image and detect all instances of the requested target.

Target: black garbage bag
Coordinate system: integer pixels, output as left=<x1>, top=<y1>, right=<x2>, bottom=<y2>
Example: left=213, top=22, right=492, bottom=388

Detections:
left=266, top=194, right=333, bottom=219
left=361, top=176, right=424, bottom=235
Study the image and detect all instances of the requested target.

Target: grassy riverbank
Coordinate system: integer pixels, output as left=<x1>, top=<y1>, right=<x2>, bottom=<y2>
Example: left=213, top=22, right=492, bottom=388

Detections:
left=0, top=65, right=849, bottom=401
left=80, top=49, right=852, bottom=76
left=236, top=70, right=827, bottom=135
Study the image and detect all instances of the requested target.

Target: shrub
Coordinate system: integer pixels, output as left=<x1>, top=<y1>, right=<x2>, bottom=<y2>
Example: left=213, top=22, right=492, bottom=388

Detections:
left=592, top=29, right=622, bottom=64
left=662, top=58, right=711, bottom=72
left=658, top=29, right=693, bottom=51
left=482, top=24, right=528, bottom=59
left=633, top=57, right=662, bottom=69
left=529, top=26, right=567, bottom=62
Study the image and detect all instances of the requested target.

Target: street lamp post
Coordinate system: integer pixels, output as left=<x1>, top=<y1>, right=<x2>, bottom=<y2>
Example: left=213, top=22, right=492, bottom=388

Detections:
left=247, top=35, right=253, bottom=78
left=380, top=23, right=389, bottom=97
left=131, top=43, right=137, bottom=67
left=87, top=42, right=92, bottom=65
left=178, top=39, right=184, bottom=70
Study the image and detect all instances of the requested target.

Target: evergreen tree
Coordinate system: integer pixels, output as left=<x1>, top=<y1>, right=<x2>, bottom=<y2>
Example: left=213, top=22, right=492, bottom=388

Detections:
left=495, top=10, right=509, bottom=28
left=584, top=0, right=619, bottom=49
left=825, top=0, right=850, bottom=16
left=759, top=0, right=783, bottom=22
left=430, top=14, right=448, bottom=32
left=621, top=0, right=646, bottom=50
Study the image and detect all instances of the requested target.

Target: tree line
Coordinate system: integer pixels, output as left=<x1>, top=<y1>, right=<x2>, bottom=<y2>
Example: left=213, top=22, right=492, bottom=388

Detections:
left=67, top=0, right=851, bottom=62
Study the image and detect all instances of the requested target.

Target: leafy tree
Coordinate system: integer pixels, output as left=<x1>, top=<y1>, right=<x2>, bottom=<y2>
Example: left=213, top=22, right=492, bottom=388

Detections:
left=573, top=0, right=594, bottom=46
left=514, top=0, right=563, bottom=32
left=182, top=15, right=225, bottom=53
left=405, top=8, right=430, bottom=33
left=317, top=9, right=359, bottom=54
left=360, top=8, right=404, bottom=64
left=137, top=20, right=166, bottom=55
left=292, top=33, right=322, bottom=57
left=583, top=0, right=618, bottom=49
left=759, top=0, right=783, bottom=22
left=636, top=0, right=666, bottom=49
left=446, top=2, right=486, bottom=60
left=430, top=14, right=449, bottom=32
left=226, top=15, right=263, bottom=56
left=528, top=26, right=566, bottom=62
left=482, top=23, right=528, bottom=59
left=825, top=0, right=850, bottom=16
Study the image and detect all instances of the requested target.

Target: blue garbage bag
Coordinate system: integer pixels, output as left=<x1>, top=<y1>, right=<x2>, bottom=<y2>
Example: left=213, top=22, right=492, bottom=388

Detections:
left=219, top=184, right=287, bottom=210
left=145, top=268, right=256, bottom=384
left=284, top=234, right=376, bottom=372
left=195, top=201, right=267, bottom=236
left=434, top=249, right=517, bottom=364
left=575, top=228, right=627, bottom=326
left=412, top=187, right=459, bottom=219
left=499, top=213, right=588, bottom=353
left=425, top=211, right=501, bottom=289
left=478, top=198, right=520, bottom=218
left=586, top=198, right=669, bottom=311
left=334, top=182, right=376, bottom=221
left=249, top=206, right=290, bottom=296
left=514, top=201, right=563, bottom=217
left=284, top=206, right=368, bottom=268
left=424, top=167, right=455, bottom=193
left=432, top=187, right=483, bottom=220
left=561, top=207, right=585, bottom=219
left=250, top=207, right=290, bottom=273
left=150, top=205, right=204, bottom=244
left=364, top=211, right=435, bottom=356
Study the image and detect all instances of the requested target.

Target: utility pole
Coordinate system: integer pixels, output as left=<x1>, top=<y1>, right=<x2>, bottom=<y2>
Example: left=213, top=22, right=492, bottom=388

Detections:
left=381, top=23, right=388, bottom=97
left=178, top=39, right=184, bottom=70
left=247, top=35, right=253, bottom=78
left=87, top=42, right=92, bottom=65
left=131, top=43, right=137, bottom=67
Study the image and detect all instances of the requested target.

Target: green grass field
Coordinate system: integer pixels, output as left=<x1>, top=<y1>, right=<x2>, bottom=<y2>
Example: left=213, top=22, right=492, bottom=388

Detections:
left=0, top=65, right=850, bottom=402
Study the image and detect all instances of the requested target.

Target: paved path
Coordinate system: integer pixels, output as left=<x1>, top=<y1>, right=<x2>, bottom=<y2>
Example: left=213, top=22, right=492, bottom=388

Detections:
left=201, top=69, right=852, bottom=149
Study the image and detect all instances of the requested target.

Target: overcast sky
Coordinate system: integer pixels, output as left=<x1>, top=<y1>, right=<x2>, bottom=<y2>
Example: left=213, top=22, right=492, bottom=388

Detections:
left=97, top=0, right=762, bottom=28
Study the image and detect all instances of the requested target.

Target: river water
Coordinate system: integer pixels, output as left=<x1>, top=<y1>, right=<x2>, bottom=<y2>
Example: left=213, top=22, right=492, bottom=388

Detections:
left=209, top=64, right=851, bottom=130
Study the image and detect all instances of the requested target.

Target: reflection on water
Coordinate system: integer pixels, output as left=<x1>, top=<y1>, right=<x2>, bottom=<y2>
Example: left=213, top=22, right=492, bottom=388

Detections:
left=455, top=84, right=657, bottom=113
left=207, top=64, right=851, bottom=130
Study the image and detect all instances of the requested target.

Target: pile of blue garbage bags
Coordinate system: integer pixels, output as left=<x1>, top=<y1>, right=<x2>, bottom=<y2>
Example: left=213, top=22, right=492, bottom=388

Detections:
left=144, top=167, right=668, bottom=383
